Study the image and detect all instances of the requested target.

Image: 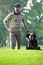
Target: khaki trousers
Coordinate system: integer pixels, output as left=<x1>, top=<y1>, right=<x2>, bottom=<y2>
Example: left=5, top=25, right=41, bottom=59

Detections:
left=10, top=31, right=21, bottom=49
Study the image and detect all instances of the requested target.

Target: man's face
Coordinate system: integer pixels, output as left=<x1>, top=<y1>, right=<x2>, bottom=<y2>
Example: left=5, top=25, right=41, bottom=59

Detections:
left=14, top=7, right=20, bottom=14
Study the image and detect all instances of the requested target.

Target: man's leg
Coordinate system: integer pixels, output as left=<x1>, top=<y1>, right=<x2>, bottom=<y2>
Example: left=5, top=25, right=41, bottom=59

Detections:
left=10, top=32, right=16, bottom=49
left=16, top=31, right=21, bottom=49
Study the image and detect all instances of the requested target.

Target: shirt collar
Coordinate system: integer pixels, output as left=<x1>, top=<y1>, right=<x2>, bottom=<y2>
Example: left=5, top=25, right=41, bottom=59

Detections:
left=14, top=11, right=20, bottom=15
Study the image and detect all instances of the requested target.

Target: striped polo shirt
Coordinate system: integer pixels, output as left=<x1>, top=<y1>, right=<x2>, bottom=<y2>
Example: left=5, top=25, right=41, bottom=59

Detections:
left=3, top=12, right=25, bottom=31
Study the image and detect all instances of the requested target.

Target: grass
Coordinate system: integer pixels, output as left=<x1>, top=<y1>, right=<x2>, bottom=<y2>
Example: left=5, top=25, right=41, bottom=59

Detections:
left=0, top=46, right=43, bottom=65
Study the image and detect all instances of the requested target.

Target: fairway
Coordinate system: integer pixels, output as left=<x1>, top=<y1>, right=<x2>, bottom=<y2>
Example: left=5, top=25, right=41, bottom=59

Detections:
left=0, top=47, right=43, bottom=65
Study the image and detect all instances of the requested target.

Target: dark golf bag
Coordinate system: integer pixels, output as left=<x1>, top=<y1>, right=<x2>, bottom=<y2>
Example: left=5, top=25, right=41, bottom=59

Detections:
left=26, top=32, right=41, bottom=50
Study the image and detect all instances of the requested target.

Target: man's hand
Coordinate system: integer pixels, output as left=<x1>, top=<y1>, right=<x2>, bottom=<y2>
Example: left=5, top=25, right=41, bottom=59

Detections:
left=26, top=29, right=30, bottom=33
left=8, top=29, right=11, bottom=32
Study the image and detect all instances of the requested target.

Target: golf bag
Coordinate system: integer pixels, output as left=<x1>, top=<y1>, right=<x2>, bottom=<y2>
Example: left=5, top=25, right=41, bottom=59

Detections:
left=26, top=32, right=41, bottom=50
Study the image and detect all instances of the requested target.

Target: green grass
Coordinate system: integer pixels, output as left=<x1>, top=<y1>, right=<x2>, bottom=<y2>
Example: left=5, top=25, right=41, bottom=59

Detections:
left=0, top=46, right=43, bottom=65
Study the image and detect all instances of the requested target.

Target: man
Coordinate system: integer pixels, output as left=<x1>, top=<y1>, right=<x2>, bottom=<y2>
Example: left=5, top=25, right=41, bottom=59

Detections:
left=3, top=3, right=29, bottom=49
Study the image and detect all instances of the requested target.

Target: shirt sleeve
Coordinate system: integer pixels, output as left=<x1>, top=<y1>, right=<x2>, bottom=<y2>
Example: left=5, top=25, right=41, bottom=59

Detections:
left=22, top=13, right=25, bottom=20
left=3, top=12, right=13, bottom=22
left=3, top=12, right=13, bottom=29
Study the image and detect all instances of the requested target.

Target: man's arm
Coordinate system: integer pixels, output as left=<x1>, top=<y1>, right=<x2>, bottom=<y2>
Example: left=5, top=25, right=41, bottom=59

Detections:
left=3, top=20, right=9, bottom=30
left=3, top=13, right=12, bottom=32
left=22, top=18, right=29, bottom=33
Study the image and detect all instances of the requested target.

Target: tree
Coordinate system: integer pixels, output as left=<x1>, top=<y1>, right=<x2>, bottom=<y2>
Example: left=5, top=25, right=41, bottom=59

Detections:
left=0, top=0, right=43, bottom=46
left=23, top=0, right=43, bottom=44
